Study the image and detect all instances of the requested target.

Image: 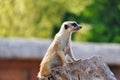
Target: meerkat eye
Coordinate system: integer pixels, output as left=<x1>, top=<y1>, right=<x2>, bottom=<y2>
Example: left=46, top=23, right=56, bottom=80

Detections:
left=71, top=23, right=77, bottom=27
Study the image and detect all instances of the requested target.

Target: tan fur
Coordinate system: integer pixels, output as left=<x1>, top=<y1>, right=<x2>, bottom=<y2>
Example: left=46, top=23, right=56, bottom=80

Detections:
left=37, top=21, right=82, bottom=79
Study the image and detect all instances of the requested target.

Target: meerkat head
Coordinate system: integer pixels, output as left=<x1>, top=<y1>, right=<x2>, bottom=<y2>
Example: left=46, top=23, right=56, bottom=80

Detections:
left=62, top=21, right=82, bottom=33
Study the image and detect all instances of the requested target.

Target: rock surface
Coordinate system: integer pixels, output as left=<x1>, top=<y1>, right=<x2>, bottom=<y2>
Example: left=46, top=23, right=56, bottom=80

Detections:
left=41, top=56, right=117, bottom=80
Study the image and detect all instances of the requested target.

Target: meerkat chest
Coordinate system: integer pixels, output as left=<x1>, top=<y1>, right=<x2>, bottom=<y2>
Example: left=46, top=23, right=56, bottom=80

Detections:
left=56, top=33, right=70, bottom=51
left=60, top=40, right=69, bottom=51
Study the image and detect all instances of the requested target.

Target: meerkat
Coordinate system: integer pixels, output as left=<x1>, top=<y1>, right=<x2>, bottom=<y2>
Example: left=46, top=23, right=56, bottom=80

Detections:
left=37, top=21, right=82, bottom=79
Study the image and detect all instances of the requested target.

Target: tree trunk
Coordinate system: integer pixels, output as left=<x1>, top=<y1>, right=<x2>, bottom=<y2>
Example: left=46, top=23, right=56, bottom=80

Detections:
left=39, top=56, right=117, bottom=80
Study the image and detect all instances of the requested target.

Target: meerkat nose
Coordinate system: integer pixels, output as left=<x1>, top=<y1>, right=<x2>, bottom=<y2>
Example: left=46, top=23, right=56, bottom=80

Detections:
left=79, top=25, right=82, bottom=29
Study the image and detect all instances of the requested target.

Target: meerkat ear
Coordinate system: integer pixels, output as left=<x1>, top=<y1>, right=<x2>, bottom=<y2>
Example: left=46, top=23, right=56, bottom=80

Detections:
left=64, top=24, right=69, bottom=29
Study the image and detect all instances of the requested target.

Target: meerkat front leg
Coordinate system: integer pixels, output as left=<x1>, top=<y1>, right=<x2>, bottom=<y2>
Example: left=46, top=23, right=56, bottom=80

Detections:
left=67, top=46, right=76, bottom=62
left=57, top=50, right=67, bottom=65
left=65, top=43, right=76, bottom=62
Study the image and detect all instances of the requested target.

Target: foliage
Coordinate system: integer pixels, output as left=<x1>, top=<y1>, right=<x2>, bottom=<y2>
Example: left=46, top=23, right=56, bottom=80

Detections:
left=0, top=0, right=120, bottom=43
left=0, top=0, right=90, bottom=38
left=79, top=0, right=120, bottom=43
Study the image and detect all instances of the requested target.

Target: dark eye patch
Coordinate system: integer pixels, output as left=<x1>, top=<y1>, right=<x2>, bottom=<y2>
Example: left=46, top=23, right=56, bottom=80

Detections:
left=71, top=23, right=77, bottom=26
left=64, top=24, right=69, bottom=29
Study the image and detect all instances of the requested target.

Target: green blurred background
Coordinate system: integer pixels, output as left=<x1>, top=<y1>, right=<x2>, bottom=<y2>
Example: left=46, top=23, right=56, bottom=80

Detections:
left=0, top=0, right=120, bottom=43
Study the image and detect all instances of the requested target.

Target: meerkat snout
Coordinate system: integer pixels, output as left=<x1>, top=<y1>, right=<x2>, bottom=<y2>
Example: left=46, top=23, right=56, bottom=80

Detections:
left=74, top=25, right=82, bottom=31
left=78, top=25, right=82, bottom=29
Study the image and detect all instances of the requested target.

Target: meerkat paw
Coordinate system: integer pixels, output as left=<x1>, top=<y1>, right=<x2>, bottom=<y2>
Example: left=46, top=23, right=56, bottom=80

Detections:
left=37, top=76, right=46, bottom=80
left=37, top=75, right=50, bottom=80
left=37, top=72, right=45, bottom=79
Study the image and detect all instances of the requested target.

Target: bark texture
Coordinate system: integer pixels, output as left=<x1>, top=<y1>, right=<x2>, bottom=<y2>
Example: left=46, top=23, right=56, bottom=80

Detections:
left=40, top=56, right=117, bottom=80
